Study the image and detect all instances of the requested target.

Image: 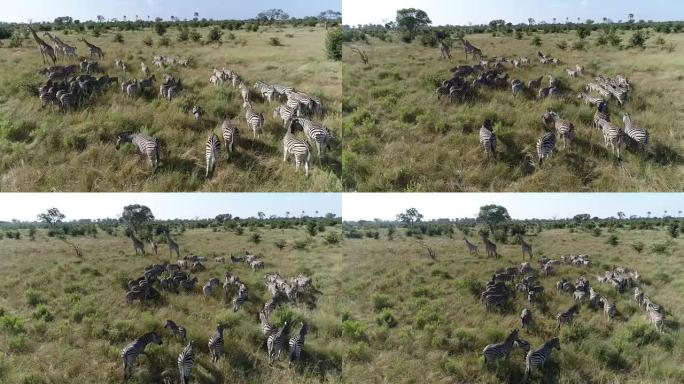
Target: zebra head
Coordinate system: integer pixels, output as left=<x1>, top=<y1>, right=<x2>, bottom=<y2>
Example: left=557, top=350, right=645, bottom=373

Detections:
left=115, top=131, right=134, bottom=149
left=148, top=331, right=163, bottom=345
left=622, top=112, right=632, bottom=125
left=548, top=337, right=561, bottom=350
left=299, top=322, right=308, bottom=336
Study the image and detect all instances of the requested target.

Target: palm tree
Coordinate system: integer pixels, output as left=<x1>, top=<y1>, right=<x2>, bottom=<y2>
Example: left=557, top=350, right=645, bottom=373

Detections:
left=628, top=13, right=634, bottom=22
left=664, top=210, right=668, bottom=218
left=647, top=211, right=652, bottom=218
left=678, top=210, right=682, bottom=217
left=301, top=210, right=305, bottom=218
left=135, top=14, right=139, bottom=21
left=123, top=15, right=126, bottom=21
left=194, top=12, right=199, bottom=20
left=602, top=17, right=607, bottom=23
left=553, top=17, right=557, bottom=24
left=147, top=15, right=150, bottom=21
left=285, top=211, right=290, bottom=218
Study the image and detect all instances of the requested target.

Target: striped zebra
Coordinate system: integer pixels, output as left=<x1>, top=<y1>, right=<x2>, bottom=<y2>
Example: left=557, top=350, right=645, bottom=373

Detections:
left=205, top=133, right=221, bottom=178
left=166, top=232, right=180, bottom=257
left=634, top=287, right=644, bottom=307
left=283, top=122, right=312, bottom=176
left=556, top=304, right=579, bottom=329
left=121, top=332, right=163, bottom=379
left=647, top=307, right=665, bottom=332
left=479, top=120, right=496, bottom=159
left=254, top=80, right=275, bottom=103
left=577, top=92, right=606, bottom=109
left=267, top=321, right=291, bottom=364
left=481, top=236, right=498, bottom=258
left=273, top=104, right=299, bottom=127
left=597, top=119, right=624, bottom=158
left=129, top=233, right=145, bottom=254
left=601, top=297, right=617, bottom=322
left=623, top=112, right=649, bottom=150
left=483, top=329, right=519, bottom=364
left=543, top=111, right=574, bottom=150
left=536, top=131, right=556, bottom=165
left=39, top=90, right=55, bottom=108
left=207, top=324, right=224, bottom=363
left=220, top=119, right=240, bottom=153
left=239, top=82, right=250, bottom=103
left=232, top=283, right=248, bottom=312
left=192, top=105, right=203, bottom=122
left=517, top=235, right=533, bottom=259
left=593, top=104, right=610, bottom=130
left=521, top=308, right=532, bottom=330
left=286, top=91, right=315, bottom=114
left=126, top=80, right=139, bottom=99
left=528, top=76, right=543, bottom=89
left=273, top=84, right=295, bottom=100
left=292, top=117, right=332, bottom=157
left=115, top=131, right=160, bottom=172
left=289, top=322, right=308, bottom=363
left=178, top=340, right=195, bottom=384
left=243, top=102, right=264, bottom=139
left=525, top=338, right=561, bottom=380
left=139, top=75, right=156, bottom=92
left=150, top=240, right=158, bottom=256
left=483, top=292, right=510, bottom=310
left=259, top=308, right=276, bottom=336
left=57, top=91, right=77, bottom=112
left=511, top=79, right=524, bottom=97
left=164, top=320, right=187, bottom=342
left=463, top=236, right=478, bottom=255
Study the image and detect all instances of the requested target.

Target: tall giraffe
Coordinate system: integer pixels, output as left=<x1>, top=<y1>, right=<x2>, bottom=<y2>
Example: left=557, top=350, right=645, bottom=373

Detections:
left=27, top=26, right=56, bottom=65
left=79, top=37, right=104, bottom=60
left=44, top=32, right=77, bottom=61
left=166, top=232, right=180, bottom=257
left=457, top=36, right=482, bottom=62
left=42, top=32, right=64, bottom=61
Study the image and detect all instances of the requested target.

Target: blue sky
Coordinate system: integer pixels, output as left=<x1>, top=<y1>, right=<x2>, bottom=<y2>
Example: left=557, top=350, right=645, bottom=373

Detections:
left=1, top=0, right=340, bottom=23
left=343, top=0, right=684, bottom=26
left=0, top=193, right=341, bottom=221
left=342, top=193, right=684, bottom=221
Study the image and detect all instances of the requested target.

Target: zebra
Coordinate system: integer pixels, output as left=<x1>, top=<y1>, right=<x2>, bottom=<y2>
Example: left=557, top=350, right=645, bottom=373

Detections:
left=121, top=332, right=163, bottom=379
left=260, top=308, right=276, bottom=336
left=205, top=133, right=221, bottom=178
left=577, top=92, right=606, bottom=109
left=129, top=233, right=145, bottom=255
left=463, top=236, right=478, bottom=255
left=536, top=130, right=556, bottom=166
left=239, top=82, right=250, bottom=103
left=593, top=103, right=610, bottom=130
left=232, top=283, right=248, bottom=312
left=220, top=119, right=240, bottom=153
left=589, top=287, right=601, bottom=308
left=481, top=236, right=498, bottom=258
left=254, top=80, right=275, bottom=102
left=292, top=117, right=332, bottom=157
left=39, top=90, right=55, bottom=109
left=267, top=321, right=291, bottom=364
left=126, top=80, right=139, bottom=99
left=634, top=287, right=644, bottom=307
left=517, top=235, right=533, bottom=259
left=601, top=297, right=617, bottom=322
left=283, top=121, right=312, bottom=176
left=543, top=111, right=574, bottom=150
left=207, top=324, right=224, bottom=363
left=273, top=84, right=295, bottom=100
left=647, top=307, right=665, bottom=332
left=289, top=322, right=308, bottom=363
left=597, top=119, right=624, bottom=158
left=528, top=76, right=543, bottom=89
left=139, top=75, right=156, bottom=92
left=164, top=320, right=187, bottom=342
left=525, top=338, right=561, bottom=380
left=483, top=292, right=510, bottom=310
left=115, top=132, right=160, bottom=172
left=141, top=62, right=149, bottom=76
left=192, top=105, right=203, bottom=122
left=166, top=232, right=180, bottom=257
left=623, top=112, right=649, bottom=150
left=243, top=102, right=264, bottom=139
left=483, top=329, right=519, bottom=364
left=178, top=340, right=195, bottom=384
left=521, top=308, right=532, bottom=330
left=57, top=91, right=77, bottom=112
left=150, top=240, right=158, bottom=255
left=556, top=304, right=579, bottom=329
left=273, top=104, right=299, bottom=127
left=479, top=120, right=496, bottom=159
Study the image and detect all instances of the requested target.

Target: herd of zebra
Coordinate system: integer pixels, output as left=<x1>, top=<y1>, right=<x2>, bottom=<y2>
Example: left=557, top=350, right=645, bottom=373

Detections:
left=119, top=238, right=317, bottom=382
left=436, top=42, right=653, bottom=165
left=204, top=68, right=334, bottom=177
left=463, top=234, right=670, bottom=379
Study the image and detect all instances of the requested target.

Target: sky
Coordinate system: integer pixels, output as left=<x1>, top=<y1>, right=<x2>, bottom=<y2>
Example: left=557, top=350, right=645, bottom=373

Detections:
left=1, top=0, right=340, bottom=23
left=343, top=0, right=684, bottom=26
left=0, top=193, right=341, bottom=221
left=342, top=193, right=684, bottom=221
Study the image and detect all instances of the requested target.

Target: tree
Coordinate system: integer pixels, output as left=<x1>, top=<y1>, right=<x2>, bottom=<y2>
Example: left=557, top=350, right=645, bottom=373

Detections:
left=97, top=15, right=105, bottom=23
left=258, top=212, right=266, bottom=220
left=257, top=9, right=290, bottom=22
left=477, top=205, right=511, bottom=233
left=38, top=208, right=66, bottom=227
left=628, top=13, right=634, bottom=23
left=319, top=10, right=341, bottom=20
left=617, top=212, right=626, bottom=220
left=326, top=27, right=342, bottom=61
left=396, top=8, right=432, bottom=34
left=155, top=23, right=167, bottom=36
left=528, top=18, right=535, bottom=26
left=121, top=204, right=155, bottom=237
left=573, top=214, right=591, bottom=223
left=397, top=208, right=423, bottom=228
left=193, top=12, right=199, bottom=21
left=647, top=211, right=651, bottom=218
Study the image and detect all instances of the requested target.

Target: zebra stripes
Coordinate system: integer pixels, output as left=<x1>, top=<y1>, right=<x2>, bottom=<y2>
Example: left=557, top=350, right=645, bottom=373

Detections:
left=536, top=131, right=556, bottom=165
left=283, top=122, right=312, bottom=176
left=164, top=320, right=187, bottom=342
left=623, top=112, right=649, bottom=150
left=205, top=132, right=221, bottom=178
left=543, top=111, right=574, bottom=150
left=116, top=131, right=160, bottom=172
left=232, top=283, right=248, bottom=312
left=601, top=297, right=617, bottom=322
left=289, top=322, right=308, bottom=363
left=273, top=104, right=299, bottom=127
left=597, top=119, right=624, bottom=158
left=479, top=120, right=496, bottom=158
left=121, top=332, right=163, bottom=379
left=254, top=80, right=275, bottom=103
left=260, top=308, right=276, bottom=336
left=267, top=321, right=290, bottom=364
left=208, top=324, right=224, bottom=363
left=521, top=308, right=532, bottom=330
left=243, top=102, right=264, bottom=139
left=220, top=119, right=240, bottom=153
left=525, top=338, right=561, bottom=379
left=483, top=329, right=519, bottom=364
left=178, top=340, right=195, bottom=384
left=556, top=304, right=579, bottom=329
left=293, top=117, right=332, bottom=157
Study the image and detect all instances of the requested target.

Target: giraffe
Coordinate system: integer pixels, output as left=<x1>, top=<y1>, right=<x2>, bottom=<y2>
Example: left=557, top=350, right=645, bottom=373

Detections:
left=439, top=40, right=452, bottom=60
left=79, top=37, right=104, bottom=60
left=42, top=32, right=64, bottom=61
left=51, top=33, right=78, bottom=61
left=457, top=36, right=482, bottom=62
left=27, top=26, right=56, bottom=65
left=166, top=232, right=180, bottom=257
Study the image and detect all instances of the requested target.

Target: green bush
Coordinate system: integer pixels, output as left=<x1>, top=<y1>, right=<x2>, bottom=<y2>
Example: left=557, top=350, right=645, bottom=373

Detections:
left=629, top=30, right=648, bottom=48
left=26, top=290, right=46, bottom=307
left=631, top=241, right=645, bottom=253
left=268, top=37, right=282, bottom=46
left=293, top=239, right=309, bottom=250
left=274, top=239, right=286, bottom=250
left=376, top=309, right=397, bottom=328
left=190, top=30, right=201, bottom=42
left=207, top=27, right=223, bottom=43
left=325, top=28, right=342, bottom=61
left=249, top=233, right=261, bottom=244
left=33, top=304, right=54, bottom=322
left=158, top=36, right=170, bottom=47
left=142, top=35, right=153, bottom=46
left=177, top=28, right=189, bottom=42
left=113, top=33, right=124, bottom=43
left=667, top=222, right=679, bottom=238
left=154, top=23, right=167, bottom=36
left=341, top=319, right=367, bottom=341
left=9, top=35, right=23, bottom=48
left=457, top=275, right=485, bottom=297
left=532, top=36, right=542, bottom=46
left=606, top=234, right=619, bottom=246
left=556, top=40, right=568, bottom=50
left=372, top=293, right=392, bottom=311
left=0, top=314, right=26, bottom=335
left=346, top=342, right=372, bottom=362
left=323, top=232, right=341, bottom=245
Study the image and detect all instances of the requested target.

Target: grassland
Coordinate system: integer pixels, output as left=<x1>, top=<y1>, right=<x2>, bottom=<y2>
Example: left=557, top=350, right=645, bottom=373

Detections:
left=343, top=30, right=684, bottom=191
left=341, top=226, right=684, bottom=383
left=0, top=26, right=341, bottom=191
left=0, top=227, right=344, bottom=383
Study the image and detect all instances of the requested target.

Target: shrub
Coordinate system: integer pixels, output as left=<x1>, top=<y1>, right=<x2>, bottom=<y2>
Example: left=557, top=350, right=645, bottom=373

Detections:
left=556, top=40, right=568, bottom=50
left=592, top=228, right=602, bottom=237
left=341, top=319, right=367, bottom=341
left=207, top=27, right=223, bottom=43
left=531, top=36, right=542, bottom=46
left=572, top=39, right=587, bottom=50
left=26, top=290, right=46, bottom=307
left=113, top=33, right=124, bottom=43
left=457, top=276, right=484, bottom=297
left=372, top=294, right=392, bottom=311
left=325, top=28, right=342, bottom=61
left=606, top=234, right=619, bottom=246
left=293, top=239, right=309, bottom=250
left=387, top=226, right=396, bottom=240
left=323, top=232, right=341, bottom=245
left=346, top=342, right=372, bottom=362
left=419, top=32, right=438, bottom=47
left=158, top=36, right=170, bottom=47
left=631, top=241, right=644, bottom=253
left=268, top=37, right=282, bottom=46
left=667, top=222, right=679, bottom=238
left=9, top=35, right=23, bottom=48
left=142, top=35, right=153, bottom=46
left=629, top=30, right=648, bottom=48
left=177, top=28, right=189, bottom=42
left=306, top=221, right=318, bottom=236
left=274, top=239, right=286, bottom=251
left=249, top=233, right=261, bottom=244
left=376, top=309, right=397, bottom=328
left=400, top=31, right=414, bottom=43
left=154, top=23, right=167, bottom=36
left=234, top=226, right=244, bottom=235
left=190, top=30, right=201, bottom=42
left=651, top=242, right=669, bottom=254
left=0, top=314, right=25, bottom=335
left=33, top=304, right=54, bottom=322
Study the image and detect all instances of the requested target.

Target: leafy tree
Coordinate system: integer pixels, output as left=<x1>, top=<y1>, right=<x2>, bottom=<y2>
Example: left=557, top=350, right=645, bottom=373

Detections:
left=28, top=227, right=36, bottom=241
left=122, top=205, right=154, bottom=238
left=477, top=205, right=511, bottom=233
left=37, top=208, right=65, bottom=228
left=396, top=8, right=432, bottom=34
left=326, top=27, right=342, bottom=60
left=154, top=23, right=167, bottom=36
left=397, top=208, right=423, bottom=228
left=257, top=212, right=266, bottom=220
left=97, top=15, right=105, bottom=23
left=617, top=212, right=626, bottom=220
left=257, top=9, right=289, bottom=22
left=387, top=226, right=396, bottom=240
left=306, top=221, right=318, bottom=236
left=274, top=239, right=286, bottom=251
left=207, top=27, right=223, bottom=43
